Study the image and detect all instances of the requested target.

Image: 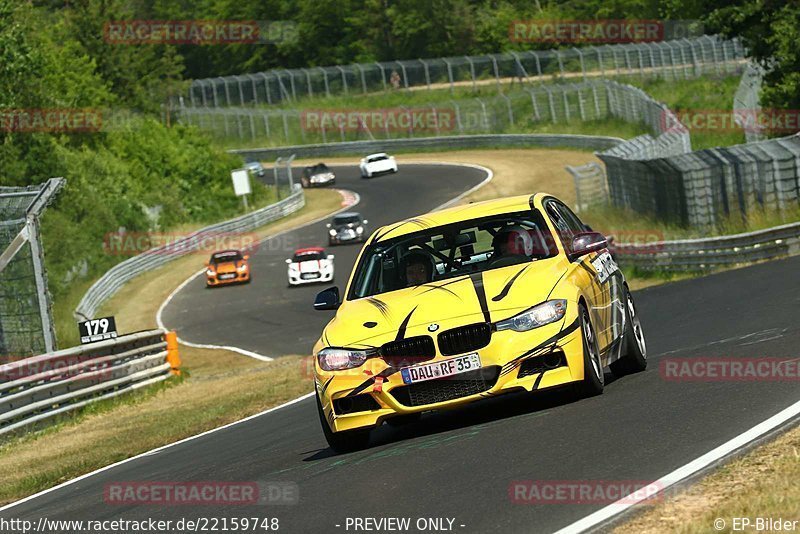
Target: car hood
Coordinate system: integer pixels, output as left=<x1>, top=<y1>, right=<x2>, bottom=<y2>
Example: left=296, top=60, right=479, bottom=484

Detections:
left=212, top=260, right=242, bottom=273
left=321, top=257, right=567, bottom=348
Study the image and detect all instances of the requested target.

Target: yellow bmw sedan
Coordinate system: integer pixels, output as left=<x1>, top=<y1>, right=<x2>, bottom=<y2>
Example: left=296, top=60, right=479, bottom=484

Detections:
left=312, top=193, right=647, bottom=452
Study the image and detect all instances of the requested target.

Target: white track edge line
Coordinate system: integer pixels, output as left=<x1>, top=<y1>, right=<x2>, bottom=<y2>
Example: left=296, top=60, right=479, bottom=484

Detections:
left=0, top=392, right=315, bottom=513
left=553, top=398, right=800, bottom=534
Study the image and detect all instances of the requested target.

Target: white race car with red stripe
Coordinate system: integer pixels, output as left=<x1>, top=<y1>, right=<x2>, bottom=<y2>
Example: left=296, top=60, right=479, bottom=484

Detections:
left=286, top=247, right=335, bottom=286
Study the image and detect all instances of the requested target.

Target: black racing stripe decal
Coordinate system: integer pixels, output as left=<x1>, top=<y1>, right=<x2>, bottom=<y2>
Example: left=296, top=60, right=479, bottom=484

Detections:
left=532, top=372, right=545, bottom=390
left=322, top=329, right=332, bottom=347
left=416, top=282, right=463, bottom=300
left=469, top=272, right=491, bottom=323
left=500, top=316, right=581, bottom=376
left=545, top=270, right=567, bottom=300
left=363, top=321, right=377, bottom=328
left=578, top=260, right=596, bottom=279
left=366, top=297, right=391, bottom=320
left=345, top=366, right=400, bottom=397
left=400, top=216, right=434, bottom=230
left=528, top=194, right=536, bottom=210
left=373, top=221, right=406, bottom=242
left=320, top=376, right=334, bottom=394
left=395, top=306, right=417, bottom=341
left=491, top=264, right=531, bottom=302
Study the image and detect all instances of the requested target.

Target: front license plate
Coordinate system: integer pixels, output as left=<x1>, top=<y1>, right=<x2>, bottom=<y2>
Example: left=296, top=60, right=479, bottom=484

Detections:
left=400, top=353, right=482, bottom=385
left=301, top=273, right=320, bottom=280
left=218, top=273, right=235, bottom=280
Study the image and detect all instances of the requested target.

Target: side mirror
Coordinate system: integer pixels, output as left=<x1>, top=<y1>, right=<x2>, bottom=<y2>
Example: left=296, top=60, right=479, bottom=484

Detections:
left=569, top=232, right=607, bottom=260
left=285, top=258, right=292, bottom=264
left=326, top=223, right=331, bottom=228
left=314, top=286, right=341, bottom=311
left=362, top=219, right=368, bottom=225
left=243, top=254, right=250, bottom=260
left=327, top=254, right=335, bottom=260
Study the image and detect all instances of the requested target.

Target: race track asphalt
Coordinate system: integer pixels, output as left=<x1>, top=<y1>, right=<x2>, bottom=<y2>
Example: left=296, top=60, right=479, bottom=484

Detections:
left=3, top=163, right=799, bottom=533
left=160, top=164, right=489, bottom=357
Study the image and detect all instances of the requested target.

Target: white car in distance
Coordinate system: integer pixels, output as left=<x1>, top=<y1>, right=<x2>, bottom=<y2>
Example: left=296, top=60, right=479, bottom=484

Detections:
left=286, top=247, right=335, bottom=286
left=359, top=153, right=398, bottom=178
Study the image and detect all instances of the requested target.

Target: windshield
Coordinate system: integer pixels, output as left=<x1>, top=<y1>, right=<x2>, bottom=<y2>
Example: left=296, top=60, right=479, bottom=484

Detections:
left=333, top=215, right=361, bottom=226
left=348, top=210, right=556, bottom=299
left=210, top=251, right=242, bottom=263
left=367, top=155, right=388, bottom=162
left=293, top=251, right=325, bottom=262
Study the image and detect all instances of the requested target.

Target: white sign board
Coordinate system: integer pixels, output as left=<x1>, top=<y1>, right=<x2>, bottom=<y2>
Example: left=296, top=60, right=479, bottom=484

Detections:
left=231, top=169, right=252, bottom=197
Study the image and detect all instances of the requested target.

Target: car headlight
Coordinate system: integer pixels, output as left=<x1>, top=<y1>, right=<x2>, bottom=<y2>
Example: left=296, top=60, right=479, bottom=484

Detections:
left=495, top=300, right=567, bottom=332
left=356, top=226, right=363, bottom=234
left=329, top=229, right=337, bottom=236
left=206, top=269, right=215, bottom=276
left=317, top=348, right=369, bottom=371
left=237, top=264, right=247, bottom=272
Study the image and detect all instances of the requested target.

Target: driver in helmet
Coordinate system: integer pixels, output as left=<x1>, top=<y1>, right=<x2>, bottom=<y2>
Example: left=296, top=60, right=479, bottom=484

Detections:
left=402, top=249, right=435, bottom=287
left=490, top=224, right=534, bottom=267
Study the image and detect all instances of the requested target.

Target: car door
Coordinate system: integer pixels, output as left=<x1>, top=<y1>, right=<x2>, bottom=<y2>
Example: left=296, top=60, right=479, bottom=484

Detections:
left=545, top=200, right=615, bottom=355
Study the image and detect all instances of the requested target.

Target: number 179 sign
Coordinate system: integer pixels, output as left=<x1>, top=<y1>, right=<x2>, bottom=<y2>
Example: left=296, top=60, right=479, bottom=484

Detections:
left=79, top=316, right=118, bottom=344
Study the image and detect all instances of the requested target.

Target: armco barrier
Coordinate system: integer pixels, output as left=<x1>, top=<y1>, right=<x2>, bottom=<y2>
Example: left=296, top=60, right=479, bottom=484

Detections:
left=75, top=184, right=304, bottom=322
left=612, top=221, right=800, bottom=271
left=0, top=329, right=179, bottom=437
left=230, top=133, right=623, bottom=160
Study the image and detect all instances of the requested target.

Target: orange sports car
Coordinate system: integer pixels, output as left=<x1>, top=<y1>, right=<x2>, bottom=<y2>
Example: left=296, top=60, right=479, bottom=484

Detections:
left=205, top=250, right=251, bottom=287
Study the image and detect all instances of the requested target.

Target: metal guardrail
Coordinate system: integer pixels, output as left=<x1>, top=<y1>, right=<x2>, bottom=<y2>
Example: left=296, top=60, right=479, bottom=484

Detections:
left=612, top=221, right=800, bottom=271
left=0, top=329, right=179, bottom=437
left=75, top=164, right=303, bottom=321
left=230, top=133, right=623, bottom=160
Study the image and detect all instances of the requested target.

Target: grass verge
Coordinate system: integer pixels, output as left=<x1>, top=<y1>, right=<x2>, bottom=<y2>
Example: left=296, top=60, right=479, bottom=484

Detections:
left=614, top=422, right=800, bottom=533
left=0, top=187, right=341, bottom=502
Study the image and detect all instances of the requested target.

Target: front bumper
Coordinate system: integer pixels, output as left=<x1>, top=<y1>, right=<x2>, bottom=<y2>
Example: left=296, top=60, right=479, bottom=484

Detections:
left=206, top=271, right=250, bottom=286
left=315, top=313, right=585, bottom=433
left=288, top=271, right=334, bottom=285
left=329, top=231, right=363, bottom=244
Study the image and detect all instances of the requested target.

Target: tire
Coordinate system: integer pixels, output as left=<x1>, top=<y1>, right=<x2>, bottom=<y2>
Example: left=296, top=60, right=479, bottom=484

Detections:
left=610, top=288, right=647, bottom=376
left=316, top=391, right=371, bottom=453
left=573, top=303, right=604, bottom=398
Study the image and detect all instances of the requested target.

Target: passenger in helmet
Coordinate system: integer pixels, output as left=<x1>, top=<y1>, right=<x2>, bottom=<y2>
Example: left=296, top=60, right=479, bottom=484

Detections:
left=402, top=249, right=435, bottom=287
left=490, top=224, right=534, bottom=267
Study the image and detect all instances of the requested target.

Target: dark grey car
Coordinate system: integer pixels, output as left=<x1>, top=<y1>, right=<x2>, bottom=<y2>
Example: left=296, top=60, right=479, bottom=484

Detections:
left=327, top=212, right=368, bottom=245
